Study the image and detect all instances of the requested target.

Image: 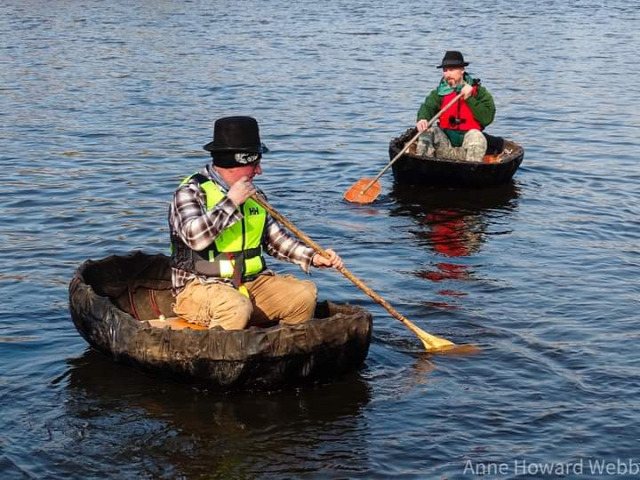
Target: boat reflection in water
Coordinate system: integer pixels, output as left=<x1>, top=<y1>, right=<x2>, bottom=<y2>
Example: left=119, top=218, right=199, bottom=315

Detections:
left=64, top=349, right=372, bottom=478
left=391, top=182, right=520, bottom=309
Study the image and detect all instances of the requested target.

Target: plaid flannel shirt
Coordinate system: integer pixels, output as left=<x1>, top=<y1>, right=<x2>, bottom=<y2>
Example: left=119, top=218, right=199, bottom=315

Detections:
left=168, top=165, right=315, bottom=295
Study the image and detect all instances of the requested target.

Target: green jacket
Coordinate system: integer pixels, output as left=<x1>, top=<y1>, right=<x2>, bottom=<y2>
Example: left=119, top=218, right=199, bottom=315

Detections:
left=417, top=73, right=496, bottom=147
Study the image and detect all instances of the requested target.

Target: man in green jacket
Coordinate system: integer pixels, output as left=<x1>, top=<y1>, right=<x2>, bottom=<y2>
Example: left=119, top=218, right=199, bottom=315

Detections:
left=416, top=51, right=496, bottom=162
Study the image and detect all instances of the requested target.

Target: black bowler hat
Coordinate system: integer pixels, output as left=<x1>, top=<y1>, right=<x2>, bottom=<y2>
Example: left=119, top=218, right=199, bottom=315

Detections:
left=203, top=116, right=269, bottom=154
left=437, top=51, right=469, bottom=69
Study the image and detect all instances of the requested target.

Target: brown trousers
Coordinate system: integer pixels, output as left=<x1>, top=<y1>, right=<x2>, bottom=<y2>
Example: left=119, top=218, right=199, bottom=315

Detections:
left=173, top=274, right=317, bottom=330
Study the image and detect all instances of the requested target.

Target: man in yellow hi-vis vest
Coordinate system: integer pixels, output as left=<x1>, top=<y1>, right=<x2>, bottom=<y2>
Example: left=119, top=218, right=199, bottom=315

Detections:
left=169, top=116, right=343, bottom=330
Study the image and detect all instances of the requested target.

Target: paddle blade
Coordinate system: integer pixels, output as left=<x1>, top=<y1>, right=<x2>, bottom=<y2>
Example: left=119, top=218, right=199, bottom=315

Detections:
left=418, top=332, right=456, bottom=353
left=343, top=178, right=382, bottom=204
left=422, top=341, right=482, bottom=355
left=414, top=326, right=481, bottom=355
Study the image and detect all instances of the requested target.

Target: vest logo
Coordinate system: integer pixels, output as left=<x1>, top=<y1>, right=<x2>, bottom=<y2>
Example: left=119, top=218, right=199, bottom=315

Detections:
left=248, top=207, right=260, bottom=215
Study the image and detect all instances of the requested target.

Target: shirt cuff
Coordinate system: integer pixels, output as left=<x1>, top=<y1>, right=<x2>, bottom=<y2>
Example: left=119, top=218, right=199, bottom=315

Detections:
left=300, top=247, right=315, bottom=273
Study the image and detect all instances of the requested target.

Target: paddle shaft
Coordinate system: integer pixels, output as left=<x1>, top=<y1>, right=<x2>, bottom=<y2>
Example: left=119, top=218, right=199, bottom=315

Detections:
left=359, top=90, right=465, bottom=194
left=253, top=194, right=435, bottom=341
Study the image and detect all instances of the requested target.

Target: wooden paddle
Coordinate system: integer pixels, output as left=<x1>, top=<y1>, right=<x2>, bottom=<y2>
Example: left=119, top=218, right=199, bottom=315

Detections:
left=344, top=90, right=466, bottom=204
left=252, top=193, right=472, bottom=354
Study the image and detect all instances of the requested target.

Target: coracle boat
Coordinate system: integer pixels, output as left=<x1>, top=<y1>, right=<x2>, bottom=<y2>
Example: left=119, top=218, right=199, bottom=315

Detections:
left=68, top=251, right=372, bottom=390
left=389, top=128, right=524, bottom=187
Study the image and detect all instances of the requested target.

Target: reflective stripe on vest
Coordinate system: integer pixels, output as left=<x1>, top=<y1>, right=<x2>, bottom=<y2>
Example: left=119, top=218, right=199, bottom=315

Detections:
left=176, top=173, right=267, bottom=280
left=438, top=91, right=482, bottom=131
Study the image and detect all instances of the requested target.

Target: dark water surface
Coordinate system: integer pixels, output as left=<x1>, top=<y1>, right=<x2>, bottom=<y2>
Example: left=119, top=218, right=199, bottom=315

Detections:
left=2, top=1, right=639, bottom=478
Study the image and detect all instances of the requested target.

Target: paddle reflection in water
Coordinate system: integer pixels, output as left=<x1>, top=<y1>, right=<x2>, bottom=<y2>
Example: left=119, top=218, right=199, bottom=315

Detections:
left=391, top=183, right=519, bottom=309
left=64, top=350, right=372, bottom=479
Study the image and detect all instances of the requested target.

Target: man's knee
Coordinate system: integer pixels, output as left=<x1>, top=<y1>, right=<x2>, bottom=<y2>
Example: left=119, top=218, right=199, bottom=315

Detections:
left=212, top=295, right=253, bottom=330
left=174, top=282, right=253, bottom=330
left=432, top=126, right=450, bottom=145
left=282, top=280, right=317, bottom=325
left=431, top=127, right=456, bottom=159
left=299, top=281, right=318, bottom=312
left=463, top=129, right=487, bottom=162
left=416, top=132, right=434, bottom=157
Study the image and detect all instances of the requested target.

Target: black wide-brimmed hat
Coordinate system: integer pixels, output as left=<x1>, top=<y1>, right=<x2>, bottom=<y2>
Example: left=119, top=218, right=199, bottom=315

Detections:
left=203, top=116, right=269, bottom=154
left=437, top=51, right=469, bottom=69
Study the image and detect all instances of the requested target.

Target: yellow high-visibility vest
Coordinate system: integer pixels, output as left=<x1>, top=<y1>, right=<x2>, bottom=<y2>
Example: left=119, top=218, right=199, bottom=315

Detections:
left=173, top=173, right=267, bottom=282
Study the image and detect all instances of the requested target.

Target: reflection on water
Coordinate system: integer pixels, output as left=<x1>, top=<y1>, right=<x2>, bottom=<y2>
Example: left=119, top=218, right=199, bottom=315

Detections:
left=64, top=349, right=372, bottom=478
left=390, top=182, right=520, bottom=226
left=391, top=183, right=519, bottom=308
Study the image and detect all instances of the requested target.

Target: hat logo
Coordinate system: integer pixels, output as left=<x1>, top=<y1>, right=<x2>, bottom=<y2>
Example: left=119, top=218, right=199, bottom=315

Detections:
left=234, top=152, right=261, bottom=165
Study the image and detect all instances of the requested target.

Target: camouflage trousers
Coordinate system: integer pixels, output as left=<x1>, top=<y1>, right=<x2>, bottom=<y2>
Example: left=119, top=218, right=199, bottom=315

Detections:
left=416, top=127, right=487, bottom=162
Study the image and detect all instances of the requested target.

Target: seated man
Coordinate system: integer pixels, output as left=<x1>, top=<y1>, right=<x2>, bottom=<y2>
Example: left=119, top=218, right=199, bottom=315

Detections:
left=169, top=116, right=343, bottom=330
left=416, top=51, right=496, bottom=162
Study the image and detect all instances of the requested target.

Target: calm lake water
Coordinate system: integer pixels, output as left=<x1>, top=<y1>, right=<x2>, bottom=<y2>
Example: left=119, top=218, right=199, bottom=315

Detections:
left=2, top=1, right=639, bottom=478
